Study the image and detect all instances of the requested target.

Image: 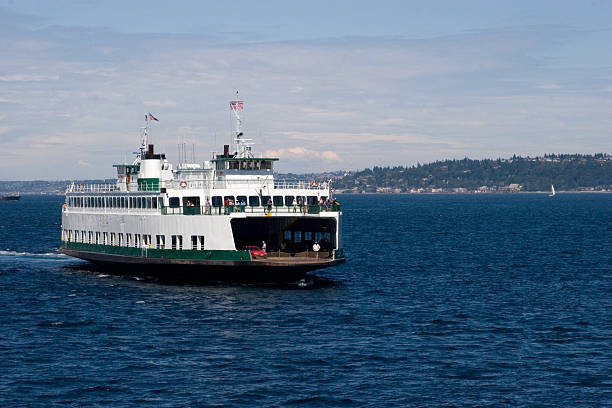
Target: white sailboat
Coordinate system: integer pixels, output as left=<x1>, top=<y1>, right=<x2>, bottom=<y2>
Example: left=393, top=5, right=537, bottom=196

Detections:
left=549, top=184, right=556, bottom=197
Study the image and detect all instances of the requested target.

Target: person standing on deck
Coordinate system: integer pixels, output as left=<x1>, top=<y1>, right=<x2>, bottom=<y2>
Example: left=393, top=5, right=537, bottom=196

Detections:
left=262, top=241, right=267, bottom=252
left=312, top=241, right=320, bottom=259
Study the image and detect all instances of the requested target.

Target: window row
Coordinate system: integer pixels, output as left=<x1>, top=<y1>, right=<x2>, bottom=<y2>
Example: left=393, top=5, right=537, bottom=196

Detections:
left=284, top=230, right=331, bottom=243
left=208, top=195, right=327, bottom=208
left=67, top=196, right=163, bottom=209
left=62, top=229, right=205, bottom=250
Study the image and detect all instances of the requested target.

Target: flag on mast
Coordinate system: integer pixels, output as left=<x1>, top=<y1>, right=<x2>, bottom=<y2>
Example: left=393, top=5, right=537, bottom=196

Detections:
left=147, top=112, right=159, bottom=121
left=230, top=101, right=243, bottom=110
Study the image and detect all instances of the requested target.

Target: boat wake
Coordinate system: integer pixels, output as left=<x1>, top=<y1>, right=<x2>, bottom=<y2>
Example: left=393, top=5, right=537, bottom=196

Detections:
left=0, top=250, right=68, bottom=259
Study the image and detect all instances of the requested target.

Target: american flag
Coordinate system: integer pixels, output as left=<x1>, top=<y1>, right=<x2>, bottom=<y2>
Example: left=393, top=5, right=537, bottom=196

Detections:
left=147, top=112, right=159, bottom=121
left=230, top=101, right=243, bottom=110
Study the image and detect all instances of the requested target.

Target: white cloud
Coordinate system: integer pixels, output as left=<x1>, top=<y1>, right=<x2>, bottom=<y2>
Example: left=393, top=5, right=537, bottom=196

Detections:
left=264, top=147, right=342, bottom=163
left=535, top=83, right=562, bottom=89
left=0, top=73, right=60, bottom=82
left=0, top=18, right=610, bottom=179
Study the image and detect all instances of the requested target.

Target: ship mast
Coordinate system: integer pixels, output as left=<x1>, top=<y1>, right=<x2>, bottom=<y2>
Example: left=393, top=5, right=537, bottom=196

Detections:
left=141, top=112, right=158, bottom=157
left=230, top=92, right=253, bottom=158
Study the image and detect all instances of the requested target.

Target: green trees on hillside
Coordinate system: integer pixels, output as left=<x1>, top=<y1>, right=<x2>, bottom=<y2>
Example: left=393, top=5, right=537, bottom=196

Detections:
left=333, top=154, right=612, bottom=192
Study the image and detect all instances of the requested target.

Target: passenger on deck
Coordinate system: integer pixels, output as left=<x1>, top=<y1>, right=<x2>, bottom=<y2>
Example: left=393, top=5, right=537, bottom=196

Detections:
left=262, top=241, right=267, bottom=252
left=313, top=241, right=320, bottom=258
left=266, top=197, right=272, bottom=213
left=292, top=197, right=297, bottom=212
left=205, top=199, right=211, bottom=214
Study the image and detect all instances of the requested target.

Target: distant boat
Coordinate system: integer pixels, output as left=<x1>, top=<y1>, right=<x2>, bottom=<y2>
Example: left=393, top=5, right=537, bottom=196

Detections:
left=548, top=185, right=556, bottom=197
left=0, top=192, right=20, bottom=201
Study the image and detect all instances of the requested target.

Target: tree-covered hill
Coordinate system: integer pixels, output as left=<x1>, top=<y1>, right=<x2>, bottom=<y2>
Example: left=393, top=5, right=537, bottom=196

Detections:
left=2, top=154, right=611, bottom=194
left=332, top=154, right=612, bottom=193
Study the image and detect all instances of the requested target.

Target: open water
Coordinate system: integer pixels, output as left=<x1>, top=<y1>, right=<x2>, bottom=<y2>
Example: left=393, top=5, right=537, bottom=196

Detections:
left=0, top=194, right=611, bottom=407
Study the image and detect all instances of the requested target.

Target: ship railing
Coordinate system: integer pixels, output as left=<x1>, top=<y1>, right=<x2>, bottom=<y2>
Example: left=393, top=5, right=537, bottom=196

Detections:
left=67, top=183, right=119, bottom=193
left=161, top=203, right=341, bottom=215
left=273, top=179, right=329, bottom=190
left=165, top=179, right=329, bottom=191
left=170, top=180, right=214, bottom=190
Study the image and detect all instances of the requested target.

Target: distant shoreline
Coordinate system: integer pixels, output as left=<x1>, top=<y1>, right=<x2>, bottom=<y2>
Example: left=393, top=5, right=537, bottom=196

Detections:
left=335, top=190, right=612, bottom=195
left=5, top=190, right=612, bottom=197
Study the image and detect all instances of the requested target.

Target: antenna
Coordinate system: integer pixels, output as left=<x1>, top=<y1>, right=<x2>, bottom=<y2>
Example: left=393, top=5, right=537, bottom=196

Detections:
left=143, top=112, right=159, bottom=153
left=229, top=92, right=253, bottom=158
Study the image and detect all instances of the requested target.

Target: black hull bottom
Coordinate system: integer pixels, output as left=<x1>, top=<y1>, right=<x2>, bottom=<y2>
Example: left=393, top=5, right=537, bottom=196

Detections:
left=61, top=248, right=345, bottom=284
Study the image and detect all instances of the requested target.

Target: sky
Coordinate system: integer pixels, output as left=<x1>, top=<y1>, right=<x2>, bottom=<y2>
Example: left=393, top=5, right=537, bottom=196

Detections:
left=0, top=0, right=611, bottom=180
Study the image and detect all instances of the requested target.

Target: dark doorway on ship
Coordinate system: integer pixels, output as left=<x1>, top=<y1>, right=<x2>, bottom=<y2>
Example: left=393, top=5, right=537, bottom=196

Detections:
left=230, top=216, right=336, bottom=257
left=183, top=196, right=201, bottom=215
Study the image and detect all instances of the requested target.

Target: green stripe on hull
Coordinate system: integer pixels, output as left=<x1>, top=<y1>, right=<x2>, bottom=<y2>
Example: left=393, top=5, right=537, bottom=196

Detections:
left=62, top=242, right=251, bottom=261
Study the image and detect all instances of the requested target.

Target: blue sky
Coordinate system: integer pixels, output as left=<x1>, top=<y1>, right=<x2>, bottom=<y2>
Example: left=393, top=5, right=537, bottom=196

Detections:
left=0, top=1, right=610, bottom=179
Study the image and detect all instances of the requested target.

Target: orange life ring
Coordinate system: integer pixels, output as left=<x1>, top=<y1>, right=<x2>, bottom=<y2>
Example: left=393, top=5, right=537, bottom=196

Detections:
left=311, top=180, right=319, bottom=188
left=180, top=180, right=187, bottom=188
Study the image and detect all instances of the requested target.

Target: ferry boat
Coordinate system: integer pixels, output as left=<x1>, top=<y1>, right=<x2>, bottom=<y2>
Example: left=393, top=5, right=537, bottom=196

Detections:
left=60, top=98, right=345, bottom=282
left=0, top=192, right=20, bottom=201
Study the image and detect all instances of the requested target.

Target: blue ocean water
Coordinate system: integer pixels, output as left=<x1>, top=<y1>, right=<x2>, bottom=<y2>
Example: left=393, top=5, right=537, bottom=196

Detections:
left=0, top=194, right=611, bottom=407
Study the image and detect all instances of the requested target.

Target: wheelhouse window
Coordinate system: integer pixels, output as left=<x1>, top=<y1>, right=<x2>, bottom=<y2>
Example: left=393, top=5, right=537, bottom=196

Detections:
left=307, top=196, right=318, bottom=205
left=284, top=196, right=295, bottom=207
left=212, top=196, right=222, bottom=207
